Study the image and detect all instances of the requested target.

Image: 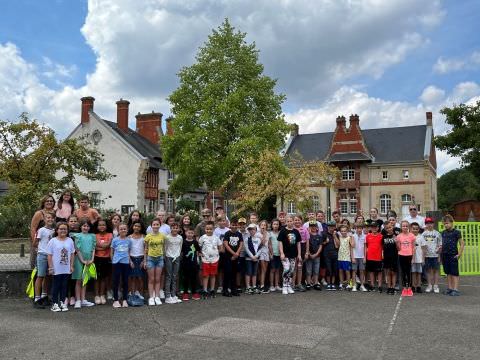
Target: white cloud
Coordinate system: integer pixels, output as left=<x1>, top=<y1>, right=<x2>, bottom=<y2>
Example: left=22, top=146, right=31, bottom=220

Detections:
left=433, top=50, right=480, bottom=74
left=41, top=56, right=77, bottom=79
left=420, top=85, right=445, bottom=105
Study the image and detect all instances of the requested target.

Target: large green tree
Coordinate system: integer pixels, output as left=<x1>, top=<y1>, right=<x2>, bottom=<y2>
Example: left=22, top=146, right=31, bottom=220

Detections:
left=435, top=101, right=480, bottom=177
left=162, top=19, right=289, bottom=195
left=437, top=168, right=480, bottom=210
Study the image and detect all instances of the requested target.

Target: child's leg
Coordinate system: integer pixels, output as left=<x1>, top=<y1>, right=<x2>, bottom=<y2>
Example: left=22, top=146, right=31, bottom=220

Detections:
left=60, top=274, right=69, bottom=304
left=34, top=276, right=44, bottom=300
left=427, top=268, right=433, bottom=286
left=452, top=275, right=459, bottom=290
left=154, top=267, right=162, bottom=297
left=305, top=260, right=312, bottom=285
left=121, top=264, right=129, bottom=301
left=377, top=271, right=383, bottom=287
left=75, top=280, right=82, bottom=301
left=164, top=257, right=173, bottom=298
left=369, top=271, right=375, bottom=287
left=296, top=259, right=303, bottom=286
left=147, top=268, right=155, bottom=297
left=345, top=267, right=351, bottom=283
left=51, top=275, right=60, bottom=304
left=360, top=269, right=365, bottom=285
left=245, top=274, right=251, bottom=288
left=112, top=264, right=120, bottom=301
left=81, top=284, right=87, bottom=301
left=269, top=263, right=274, bottom=287
left=202, top=275, right=209, bottom=291
left=261, top=261, right=268, bottom=286
left=209, top=274, right=216, bottom=291
left=339, top=269, right=345, bottom=284
left=94, top=277, right=100, bottom=296
left=433, top=269, right=439, bottom=286
left=171, top=258, right=179, bottom=297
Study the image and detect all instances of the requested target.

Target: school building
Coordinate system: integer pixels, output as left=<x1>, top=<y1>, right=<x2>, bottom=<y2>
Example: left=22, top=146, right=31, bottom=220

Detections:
left=281, top=112, right=438, bottom=220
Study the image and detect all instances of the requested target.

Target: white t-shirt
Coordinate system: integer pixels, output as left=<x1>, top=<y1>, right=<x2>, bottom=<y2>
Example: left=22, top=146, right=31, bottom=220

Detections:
left=129, top=236, right=145, bottom=257
left=413, top=234, right=426, bottom=263
left=36, top=226, right=54, bottom=254
left=352, top=232, right=366, bottom=259
left=403, top=215, right=425, bottom=229
left=214, top=227, right=230, bottom=242
left=165, top=234, right=183, bottom=260
left=46, top=237, right=75, bottom=275
left=421, top=230, right=442, bottom=258
left=198, top=234, right=222, bottom=263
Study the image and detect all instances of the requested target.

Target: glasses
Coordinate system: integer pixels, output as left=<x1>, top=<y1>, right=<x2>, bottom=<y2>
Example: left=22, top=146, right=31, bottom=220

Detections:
left=45, top=200, right=54, bottom=203
left=409, top=208, right=417, bottom=211
left=202, top=214, right=210, bottom=217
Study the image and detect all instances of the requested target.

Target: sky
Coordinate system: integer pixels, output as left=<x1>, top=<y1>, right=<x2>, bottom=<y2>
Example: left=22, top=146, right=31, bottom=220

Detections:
left=1, top=0, right=479, bottom=176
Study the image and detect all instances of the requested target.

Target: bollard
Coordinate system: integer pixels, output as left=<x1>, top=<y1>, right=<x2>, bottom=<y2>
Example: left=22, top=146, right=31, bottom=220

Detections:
left=20, top=244, right=25, bottom=257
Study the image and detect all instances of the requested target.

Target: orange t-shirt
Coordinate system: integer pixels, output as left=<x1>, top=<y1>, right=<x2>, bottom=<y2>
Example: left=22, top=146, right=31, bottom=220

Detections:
left=75, top=208, right=100, bottom=223
left=396, top=233, right=415, bottom=256
left=95, top=233, right=113, bottom=258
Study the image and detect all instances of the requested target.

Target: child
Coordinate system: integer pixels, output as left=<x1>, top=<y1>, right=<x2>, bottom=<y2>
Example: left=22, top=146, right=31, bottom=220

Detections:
left=365, top=220, right=384, bottom=292
left=268, top=219, right=282, bottom=292
left=164, top=223, right=183, bottom=304
left=94, top=219, right=113, bottom=305
left=47, top=222, right=75, bottom=312
left=337, top=225, right=354, bottom=290
left=422, top=217, right=442, bottom=293
left=72, top=220, right=96, bottom=308
left=323, top=221, right=339, bottom=290
left=411, top=222, right=426, bottom=293
left=382, top=223, right=398, bottom=295
left=111, top=224, right=132, bottom=308
left=305, top=221, right=323, bottom=290
left=257, top=220, right=272, bottom=293
left=351, top=222, right=367, bottom=292
left=440, top=215, right=464, bottom=296
left=236, top=217, right=248, bottom=292
left=144, top=218, right=166, bottom=306
left=181, top=226, right=201, bottom=301
left=214, top=216, right=230, bottom=294
left=128, top=221, right=145, bottom=301
left=66, top=215, right=79, bottom=305
left=293, top=215, right=309, bottom=291
left=222, top=218, right=244, bottom=297
left=245, top=223, right=262, bottom=294
left=396, top=220, right=416, bottom=296
left=110, top=214, right=122, bottom=238
left=198, top=221, right=223, bottom=298
left=278, top=215, right=302, bottom=295
left=33, top=212, right=55, bottom=309
left=127, top=210, right=144, bottom=235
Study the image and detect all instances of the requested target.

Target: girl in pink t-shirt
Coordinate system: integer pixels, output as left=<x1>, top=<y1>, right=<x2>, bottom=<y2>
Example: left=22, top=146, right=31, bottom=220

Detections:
left=396, top=220, right=416, bottom=295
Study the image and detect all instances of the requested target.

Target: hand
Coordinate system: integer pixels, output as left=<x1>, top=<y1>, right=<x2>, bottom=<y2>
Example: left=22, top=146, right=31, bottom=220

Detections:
left=455, top=254, right=462, bottom=259
left=280, top=254, right=285, bottom=261
left=130, top=261, right=134, bottom=269
left=352, top=258, right=356, bottom=264
left=48, top=268, right=54, bottom=275
left=143, top=262, right=148, bottom=270
left=232, top=255, right=237, bottom=260
left=69, top=266, right=74, bottom=274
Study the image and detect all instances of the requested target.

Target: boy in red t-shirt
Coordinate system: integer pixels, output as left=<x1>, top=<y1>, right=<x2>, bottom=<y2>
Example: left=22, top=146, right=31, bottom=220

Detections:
left=365, top=220, right=384, bottom=292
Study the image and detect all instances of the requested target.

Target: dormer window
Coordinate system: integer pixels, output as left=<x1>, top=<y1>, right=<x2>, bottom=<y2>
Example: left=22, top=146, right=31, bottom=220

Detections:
left=342, top=166, right=355, bottom=181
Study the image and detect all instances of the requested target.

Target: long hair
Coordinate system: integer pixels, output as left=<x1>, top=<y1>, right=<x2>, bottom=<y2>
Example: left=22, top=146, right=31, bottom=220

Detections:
left=57, top=190, right=75, bottom=210
left=39, top=194, right=56, bottom=210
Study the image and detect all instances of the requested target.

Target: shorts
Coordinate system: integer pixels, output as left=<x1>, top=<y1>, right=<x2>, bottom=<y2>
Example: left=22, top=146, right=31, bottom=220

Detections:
left=425, top=257, right=440, bottom=270
left=442, top=255, right=459, bottom=276
left=202, top=261, right=219, bottom=277
left=146, top=256, right=164, bottom=270
left=238, top=256, right=246, bottom=275
left=338, top=260, right=351, bottom=271
left=305, top=257, right=320, bottom=276
left=94, top=256, right=111, bottom=279
left=129, top=256, right=145, bottom=277
left=383, top=255, right=398, bottom=271
left=271, top=255, right=281, bottom=270
left=36, top=253, right=48, bottom=277
left=245, top=260, right=259, bottom=276
left=258, top=247, right=270, bottom=262
left=366, top=260, right=383, bottom=273
left=351, top=258, right=365, bottom=271
left=411, top=263, right=423, bottom=273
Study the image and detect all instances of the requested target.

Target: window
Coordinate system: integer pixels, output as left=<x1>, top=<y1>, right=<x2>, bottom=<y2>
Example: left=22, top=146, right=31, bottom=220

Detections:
left=380, top=194, right=392, bottom=214
left=401, top=194, right=412, bottom=203
left=287, top=201, right=296, bottom=214
left=121, top=205, right=134, bottom=215
left=148, top=199, right=157, bottom=214
left=167, top=170, right=174, bottom=181
left=340, top=192, right=357, bottom=215
left=167, top=193, right=174, bottom=213
left=382, top=171, right=388, bottom=180
left=342, top=166, right=355, bottom=181
left=311, top=196, right=320, bottom=212
left=349, top=193, right=357, bottom=214
left=402, top=170, right=409, bottom=179
left=89, top=192, right=101, bottom=208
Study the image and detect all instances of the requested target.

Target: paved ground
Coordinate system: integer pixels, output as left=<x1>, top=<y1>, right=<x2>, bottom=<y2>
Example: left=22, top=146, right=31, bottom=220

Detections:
left=1, top=277, right=479, bottom=360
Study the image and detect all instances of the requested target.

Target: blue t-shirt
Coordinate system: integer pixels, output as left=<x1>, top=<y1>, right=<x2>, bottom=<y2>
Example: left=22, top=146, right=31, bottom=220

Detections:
left=441, top=229, right=462, bottom=256
left=111, top=237, right=131, bottom=264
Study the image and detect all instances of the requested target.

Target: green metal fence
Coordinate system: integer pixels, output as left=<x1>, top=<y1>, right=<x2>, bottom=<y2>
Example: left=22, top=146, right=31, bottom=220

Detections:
left=438, top=222, right=480, bottom=275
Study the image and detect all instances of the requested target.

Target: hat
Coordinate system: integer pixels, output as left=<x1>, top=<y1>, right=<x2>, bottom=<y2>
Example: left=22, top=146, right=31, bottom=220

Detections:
left=247, top=223, right=257, bottom=230
left=238, top=217, right=247, bottom=224
left=308, top=220, right=318, bottom=227
left=425, top=217, right=434, bottom=224
left=326, top=221, right=336, bottom=226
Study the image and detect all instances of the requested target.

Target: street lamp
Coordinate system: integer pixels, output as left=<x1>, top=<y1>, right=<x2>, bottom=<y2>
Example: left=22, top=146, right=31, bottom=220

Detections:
left=326, top=174, right=335, bottom=221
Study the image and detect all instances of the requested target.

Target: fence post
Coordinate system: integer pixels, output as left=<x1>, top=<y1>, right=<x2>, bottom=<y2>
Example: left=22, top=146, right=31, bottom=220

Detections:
left=20, top=244, right=25, bottom=257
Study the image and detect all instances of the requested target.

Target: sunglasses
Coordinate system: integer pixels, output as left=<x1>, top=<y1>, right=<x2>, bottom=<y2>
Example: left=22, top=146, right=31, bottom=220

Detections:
left=409, top=208, right=417, bottom=211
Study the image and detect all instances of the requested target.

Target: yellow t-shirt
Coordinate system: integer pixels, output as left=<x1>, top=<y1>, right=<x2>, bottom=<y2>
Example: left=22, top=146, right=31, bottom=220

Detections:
left=144, top=233, right=165, bottom=257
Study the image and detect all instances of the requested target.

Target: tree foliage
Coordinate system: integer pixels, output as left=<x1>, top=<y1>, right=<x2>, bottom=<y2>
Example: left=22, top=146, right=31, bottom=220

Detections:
left=437, top=168, right=480, bottom=210
left=229, top=150, right=340, bottom=214
left=162, top=19, right=289, bottom=195
left=435, top=101, right=480, bottom=177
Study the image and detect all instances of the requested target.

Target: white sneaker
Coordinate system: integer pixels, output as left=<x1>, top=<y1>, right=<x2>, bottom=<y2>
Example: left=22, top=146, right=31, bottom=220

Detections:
left=51, top=303, right=61, bottom=312
left=159, top=290, right=165, bottom=300
left=74, top=300, right=81, bottom=309
left=154, top=297, right=162, bottom=305
left=107, top=290, right=113, bottom=300
left=269, top=286, right=276, bottom=292
left=134, top=291, right=144, bottom=300
left=216, top=286, right=223, bottom=294
left=148, top=297, right=155, bottom=306
left=275, top=286, right=282, bottom=291
left=351, top=286, right=357, bottom=292
left=60, top=302, right=69, bottom=312
left=433, top=285, right=440, bottom=294
left=346, top=284, right=352, bottom=290
left=282, top=287, right=288, bottom=295
left=94, top=296, right=101, bottom=305
left=287, top=286, right=295, bottom=294
left=356, top=275, right=361, bottom=284
left=321, top=279, right=328, bottom=286
left=360, top=285, right=368, bottom=292
left=174, top=296, right=182, bottom=303
left=81, top=300, right=95, bottom=307
left=165, top=296, right=175, bottom=304
left=338, top=284, right=344, bottom=290
left=425, top=285, right=433, bottom=293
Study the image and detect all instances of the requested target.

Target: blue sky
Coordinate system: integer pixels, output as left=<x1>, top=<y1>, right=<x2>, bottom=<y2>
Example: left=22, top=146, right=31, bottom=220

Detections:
left=0, top=0, right=479, bottom=174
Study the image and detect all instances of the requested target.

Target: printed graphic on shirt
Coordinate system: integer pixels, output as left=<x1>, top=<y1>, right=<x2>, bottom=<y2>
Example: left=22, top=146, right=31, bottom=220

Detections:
left=228, top=236, right=240, bottom=247
left=186, top=243, right=196, bottom=261
left=60, top=247, right=68, bottom=266
left=287, top=233, right=297, bottom=245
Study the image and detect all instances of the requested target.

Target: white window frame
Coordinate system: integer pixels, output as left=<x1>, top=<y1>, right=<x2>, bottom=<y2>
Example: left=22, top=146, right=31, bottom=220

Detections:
left=342, top=166, right=355, bottom=181
left=380, top=194, right=392, bottom=215
left=382, top=170, right=388, bottom=180
left=401, top=194, right=413, bottom=203
left=167, top=170, right=174, bottom=181
left=402, top=170, right=409, bottom=180
left=311, top=195, right=320, bottom=212
left=167, top=193, right=174, bottom=213
left=287, top=201, right=296, bottom=214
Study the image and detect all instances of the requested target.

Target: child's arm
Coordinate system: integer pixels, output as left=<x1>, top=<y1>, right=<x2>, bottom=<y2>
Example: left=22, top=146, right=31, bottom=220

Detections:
left=89, top=237, right=96, bottom=265
left=333, top=234, right=340, bottom=249
left=456, top=234, right=465, bottom=259
left=278, top=241, right=285, bottom=260
left=110, top=242, right=115, bottom=261
left=33, top=230, right=40, bottom=248
left=296, top=240, right=302, bottom=261
left=75, top=243, right=86, bottom=264
left=70, top=249, right=75, bottom=274
left=350, top=236, right=355, bottom=261
left=47, top=254, right=53, bottom=275
left=223, top=240, right=235, bottom=257
left=314, top=245, right=322, bottom=258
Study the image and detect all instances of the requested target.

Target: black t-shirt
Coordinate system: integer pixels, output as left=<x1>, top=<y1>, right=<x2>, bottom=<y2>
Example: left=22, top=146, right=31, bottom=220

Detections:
left=322, top=232, right=338, bottom=257
left=382, top=233, right=398, bottom=259
left=223, top=230, right=243, bottom=256
left=277, top=228, right=301, bottom=259
left=309, top=233, right=324, bottom=254
left=181, top=239, right=201, bottom=263
left=382, top=227, right=401, bottom=236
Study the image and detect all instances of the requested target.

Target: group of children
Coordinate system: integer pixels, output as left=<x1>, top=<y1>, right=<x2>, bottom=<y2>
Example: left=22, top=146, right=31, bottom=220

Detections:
left=32, top=203, right=465, bottom=313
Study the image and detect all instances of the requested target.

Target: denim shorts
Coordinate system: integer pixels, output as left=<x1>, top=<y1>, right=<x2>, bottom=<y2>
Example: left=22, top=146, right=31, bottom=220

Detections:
left=130, top=256, right=145, bottom=277
left=305, top=257, right=320, bottom=276
left=36, top=253, right=48, bottom=277
left=146, top=256, right=164, bottom=270
left=425, top=257, right=440, bottom=270
left=245, top=260, right=259, bottom=276
left=351, top=258, right=365, bottom=271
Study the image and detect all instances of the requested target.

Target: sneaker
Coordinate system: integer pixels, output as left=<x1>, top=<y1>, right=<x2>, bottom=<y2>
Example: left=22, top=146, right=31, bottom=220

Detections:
left=416, top=287, right=422, bottom=294
left=407, top=287, right=414, bottom=297
left=449, top=289, right=460, bottom=296
left=261, top=287, right=270, bottom=294
left=314, top=283, right=322, bottom=291
left=254, top=287, right=261, bottom=294
left=325, top=284, right=331, bottom=291
left=69, top=297, right=76, bottom=306
left=60, top=302, right=69, bottom=312
left=246, top=287, right=253, bottom=295
left=134, top=291, right=144, bottom=300
left=216, top=286, right=223, bottom=294
left=444, top=288, right=453, bottom=295
left=433, top=285, right=440, bottom=294
left=269, top=286, right=276, bottom=292
left=107, top=290, right=113, bottom=300
left=401, top=288, right=408, bottom=297
left=50, top=303, right=61, bottom=312
left=33, top=299, right=45, bottom=309
left=112, top=301, right=121, bottom=308
left=425, top=285, right=433, bottom=293
left=81, top=300, right=95, bottom=307
left=209, top=290, right=216, bottom=298
left=360, top=285, right=368, bottom=292
left=412, top=287, right=416, bottom=294
left=287, top=286, right=295, bottom=294
left=154, top=297, right=162, bottom=305
left=100, top=295, right=107, bottom=304
left=305, top=284, right=312, bottom=290
left=321, top=279, right=328, bottom=286
left=331, top=285, right=337, bottom=291
left=148, top=297, right=155, bottom=306
left=159, top=290, right=165, bottom=300
left=355, top=275, right=361, bottom=284
left=182, top=293, right=190, bottom=301
left=173, top=296, right=182, bottom=303
left=122, top=300, right=128, bottom=307
left=74, top=300, right=81, bottom=309
left=282, top=287, right=288, bottom=295
left=346, top=284, right=352, bottom=291
left=296, top=285, right=306, bottom=292
left=378, top=287, right=383, bottom=294
left=275, top=286, right=283, bottom=292
left=351, top=285, right=357, bottom=292
left=94, top=296, right=101, bottom=305
left=192, top=293, right=201, bottom=301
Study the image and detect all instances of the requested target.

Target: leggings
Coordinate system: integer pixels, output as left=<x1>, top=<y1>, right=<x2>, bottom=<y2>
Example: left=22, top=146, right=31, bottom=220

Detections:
left=282, top=258, right=296, bottom=288
left=399, top=255, right=412, bottom=287
left=223, top=257, right=238, bottom=293
left=51, top=274, right=69, bottom=305
left=112, top=263, right=129, bottom=301
left=181, top=260, right=198, bottom=293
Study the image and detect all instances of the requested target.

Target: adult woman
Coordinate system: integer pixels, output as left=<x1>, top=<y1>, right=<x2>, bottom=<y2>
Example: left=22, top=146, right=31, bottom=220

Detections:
left=30, top=195, right=56, bottom=269
left=55, top=190, right=75, bottom=222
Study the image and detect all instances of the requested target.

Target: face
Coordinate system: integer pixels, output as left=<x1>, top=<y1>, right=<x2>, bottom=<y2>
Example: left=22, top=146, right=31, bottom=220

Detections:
left=98, top=221, right=107, bottom=232
left=260, top=222, right=267, bottom=231
left=444, top=220, right=453, bottom=230
left=151, top=220, right=160, bottom=232
left=171, top=225, right=179, bottom=235
left=426, top=222, right=434, bottom=230
left=167, top=217, right=175, bottom=226
left=388, top=217, right=396, bottom=226
left=340, top=228, right=348, bottom=237
left=249, top=214, right=258, bottom=223
left=385, top=224, right=393, bottom=234
left=238, top=222, right=246, bottom=231
left=182, top=216, right=191, bottom=225
left=63, top=192, right=71, bottom=201
left=80, top=200, right=89, bottom=209
left=81, top=223, right=90, bottom=233
left=327, top=225, right=335, bottom=234
left=401, top=222, right=410, bottom=233
left=248, top=227, right=257, bottom=236
left=272, top=221, right=280, bottom=231
left=355, top=226, right=363, bottom=234
left=230, top=222, right=238, bottom=232
left=409, top=206, right=418, bottom=216
left=44, top=197, right=55, bottom=209
left=186, top=229, right=194, bottom=239
left=333, top=213, right=340, bottom=222
left=308, top=212, right=315, bottom=220
left=218, top=219, right=226, bottom=228
left=279, top=213, right=286, bottom=223
left=286, top=217, right=294, bottom=228
left=68, top=217, right=78, bottom=229
left=156, top=211, right=166, bottom=222
left=44, top=214, right=54, bottom=226
left=205, top=224, right=214, bottom=236
left=293, top=217, right=302, bottom=228
left=131, top=212, right=140, bottom=222
left=216, top=208, right=225, bottom=216
left=201, top=212, right=211, bottom=221
left=112, top=216, right=121, bottom=226
left=356, top=215, right=365, bottom=223
left=369, top=225, right=378, bottom=234
left=57, top=224, right=69, bottom=237
left=119, top=225, right=128, bottom=236
left=317, top=212, right=325, bottom=223
left=370, top=208, right=378, bottom=219
left=309, top=226, right=318, bottom=234
left=411, top=225, right=420, bottom=235
left=132, top=223, right=142, bottom=234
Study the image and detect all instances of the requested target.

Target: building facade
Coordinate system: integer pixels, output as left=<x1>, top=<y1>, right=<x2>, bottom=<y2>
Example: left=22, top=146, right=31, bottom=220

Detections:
left=283, top=112, right=437, bottom=220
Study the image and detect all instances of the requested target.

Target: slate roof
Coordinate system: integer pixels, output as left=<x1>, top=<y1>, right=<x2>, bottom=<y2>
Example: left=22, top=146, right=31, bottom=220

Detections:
left=103, top=120, right=164, bottom=169
left=286, top=125, right=427, bottom=164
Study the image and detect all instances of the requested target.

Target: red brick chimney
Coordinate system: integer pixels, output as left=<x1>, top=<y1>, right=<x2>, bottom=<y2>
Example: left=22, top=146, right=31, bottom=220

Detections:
left=116, top=99, right=130, bottom=131
left=426, top=111, right=433, bottom=126
left=328, top=114, right=371, bottom=156
left=136, top=111, right=163, bottom=145
left=166, top=116, right=174, bottom=136
left=80, top=96, right=95, bottom=124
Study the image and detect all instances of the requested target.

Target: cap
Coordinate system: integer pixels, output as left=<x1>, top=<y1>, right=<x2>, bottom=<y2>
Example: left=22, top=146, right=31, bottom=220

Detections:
left=238, top=217, right=247, bottom=224
left=247, top=223, right=257, bottom=230
left=425, top=217, right=434, bottom=224
left=308, top=220, right=318, bottom=227
left=326, top=221, right=336, bottom=226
